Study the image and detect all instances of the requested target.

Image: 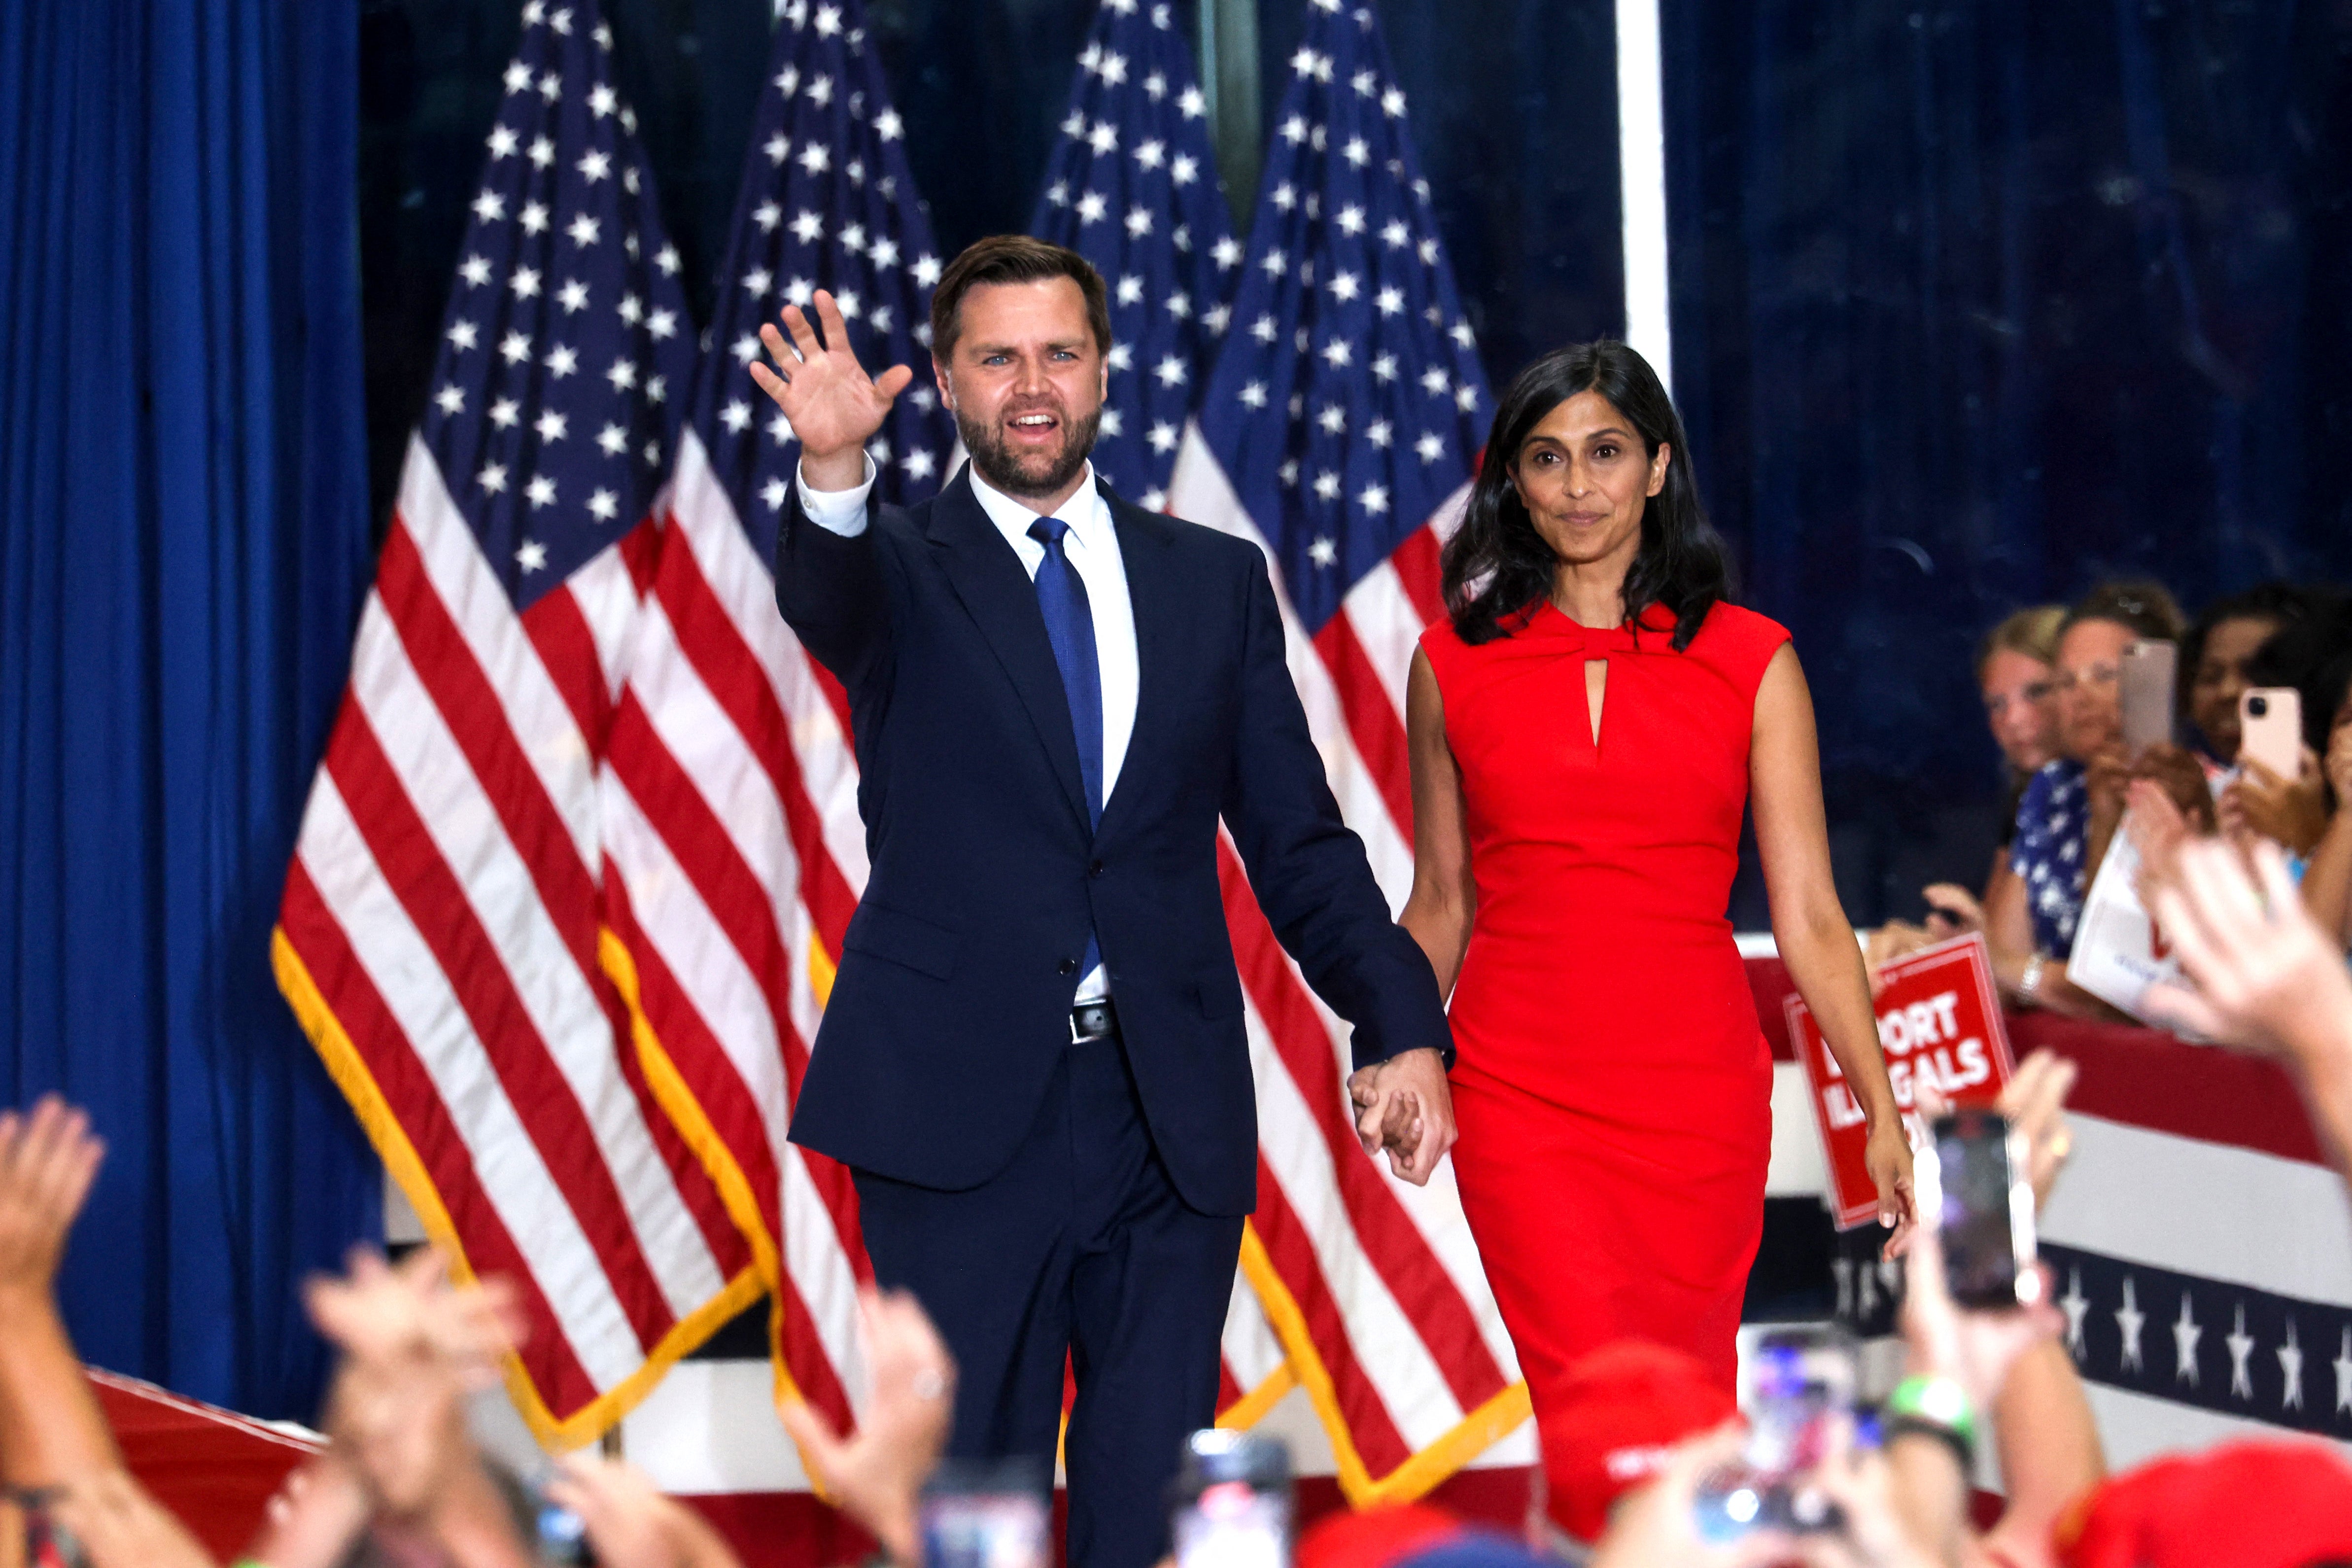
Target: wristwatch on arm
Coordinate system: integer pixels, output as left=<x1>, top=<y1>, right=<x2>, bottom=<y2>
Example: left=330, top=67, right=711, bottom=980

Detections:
left=2016, top=949, right=2046, bottom=1006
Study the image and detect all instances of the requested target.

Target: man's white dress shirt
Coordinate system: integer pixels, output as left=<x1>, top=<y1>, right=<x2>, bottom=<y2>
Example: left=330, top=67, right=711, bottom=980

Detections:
left=798, top=455, right=1137, bottom=1004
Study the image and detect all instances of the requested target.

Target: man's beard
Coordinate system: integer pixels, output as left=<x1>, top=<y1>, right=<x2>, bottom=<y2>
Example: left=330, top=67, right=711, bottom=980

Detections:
left=957, top=401, right=1102, bottom=501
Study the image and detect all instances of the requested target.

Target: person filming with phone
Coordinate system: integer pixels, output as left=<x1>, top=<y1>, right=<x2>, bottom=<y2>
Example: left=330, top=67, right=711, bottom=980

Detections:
left=1954, top=582, right=2193, bottom=1016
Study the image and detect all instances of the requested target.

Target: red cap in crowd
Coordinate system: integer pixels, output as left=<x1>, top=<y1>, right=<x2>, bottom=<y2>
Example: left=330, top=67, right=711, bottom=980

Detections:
left=1296, top=1505, right=1552, bottom=1568
left=1539, top=1339, right=1738, bottom=1543
left=1296, top=1503, right=1465, bottom=1568
left=2058, top=1439, right=2352, bottom=1568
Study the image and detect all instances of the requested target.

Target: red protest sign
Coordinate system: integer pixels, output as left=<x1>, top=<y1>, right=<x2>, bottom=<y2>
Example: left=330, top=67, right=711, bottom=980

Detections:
left=1785, top=931, right=2017, bottom=1229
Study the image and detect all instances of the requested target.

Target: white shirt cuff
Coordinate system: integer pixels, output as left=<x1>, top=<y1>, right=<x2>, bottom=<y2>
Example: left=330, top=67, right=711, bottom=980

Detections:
left=796, top=453, right=879, bottom=536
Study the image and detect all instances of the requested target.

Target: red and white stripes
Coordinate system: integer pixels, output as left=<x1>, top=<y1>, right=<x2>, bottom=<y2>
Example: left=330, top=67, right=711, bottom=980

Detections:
left=596, top=429, right=875, bottom=1436
left=275, top=441, right=758, bottom=1443
left=1167, top=426, right=1526, bottom=1500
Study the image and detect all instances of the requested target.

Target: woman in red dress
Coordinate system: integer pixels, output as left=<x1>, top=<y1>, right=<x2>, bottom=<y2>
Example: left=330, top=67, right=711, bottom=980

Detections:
left=1384, top=343, right=1911, bottom=1428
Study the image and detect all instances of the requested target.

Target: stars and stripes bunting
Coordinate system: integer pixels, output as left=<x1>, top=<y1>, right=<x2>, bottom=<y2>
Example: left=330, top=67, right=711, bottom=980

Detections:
left=272, top=0, right=760, bottom=1444
left=1834, top=1021, right=2352, bottom=1469
left=1028, top=0, right=1241, bottom=511
left=592, top=0, right=952, bottom=1444
left=1166, top=0, right=1527, bottom=1501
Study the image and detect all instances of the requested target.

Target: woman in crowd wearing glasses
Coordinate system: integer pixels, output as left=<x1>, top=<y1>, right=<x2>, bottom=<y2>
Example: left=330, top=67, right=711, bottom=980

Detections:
left=1984, top=581, right=2196, bottom=1015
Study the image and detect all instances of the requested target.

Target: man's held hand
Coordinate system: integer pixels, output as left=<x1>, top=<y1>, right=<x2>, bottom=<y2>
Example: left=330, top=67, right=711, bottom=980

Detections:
left=1347, top=1047, right=1456, bottom=1186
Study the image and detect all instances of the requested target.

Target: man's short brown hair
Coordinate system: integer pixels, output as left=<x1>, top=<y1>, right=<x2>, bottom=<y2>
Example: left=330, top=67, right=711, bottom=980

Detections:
left=929, top=235, right=1112, bottom=363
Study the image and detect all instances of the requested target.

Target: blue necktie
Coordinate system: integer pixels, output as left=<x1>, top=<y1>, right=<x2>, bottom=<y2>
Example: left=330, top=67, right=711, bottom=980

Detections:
left=1029, top=515, right=1103, bottom=982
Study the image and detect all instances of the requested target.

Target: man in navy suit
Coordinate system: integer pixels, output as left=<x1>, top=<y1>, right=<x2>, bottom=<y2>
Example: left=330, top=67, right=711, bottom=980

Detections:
left=749, top=237, right=1454, bottom=1568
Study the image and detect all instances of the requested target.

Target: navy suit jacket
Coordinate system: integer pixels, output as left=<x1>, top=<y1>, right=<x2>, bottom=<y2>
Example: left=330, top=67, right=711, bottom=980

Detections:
left=774, top=468, right=1449, bottom=1218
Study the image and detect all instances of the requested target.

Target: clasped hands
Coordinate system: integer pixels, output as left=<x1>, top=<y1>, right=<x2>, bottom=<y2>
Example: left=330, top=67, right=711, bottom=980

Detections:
left=1346, top=1046, right=1456, bottom=1186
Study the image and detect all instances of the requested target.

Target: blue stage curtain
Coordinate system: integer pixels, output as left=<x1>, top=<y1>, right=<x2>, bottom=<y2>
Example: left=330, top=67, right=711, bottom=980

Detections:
left=1664, top=0, right=2352, bottom=925
left=0, top=0, right=380, bottom=1421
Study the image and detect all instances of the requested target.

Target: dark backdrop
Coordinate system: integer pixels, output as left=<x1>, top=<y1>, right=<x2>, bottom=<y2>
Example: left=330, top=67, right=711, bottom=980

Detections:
left=1668, top=0, right=2352, bottom=924
left=358, top=0, right=2352, bottom=923
left=354, top=0, right=1628, bottom=529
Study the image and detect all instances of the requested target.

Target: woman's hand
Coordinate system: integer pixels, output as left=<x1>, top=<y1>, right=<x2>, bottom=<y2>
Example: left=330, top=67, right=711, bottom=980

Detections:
left=1996, top=1050, right=2079, bottom=1215
left=0, top=1098, right=104, bottom=1311
left=2131, top=743, right=2215, bottom=832
left=1901, top=1220, right=2063, bottom=1418
left=2142, top=839, right=2352, bottom=1067
left=1865, top=1117, right=1916, bottom=1258
left=2219, top=750, right=2327, bottom=854
left=2125, top=778, right=2192, bottom=903
left=778, top=1287, right=956, bottom=1566
left=1919, top=884, right=1984, bottom=939
left=548, top=1457, right=744, bottom=1568
left=1865, top=923, right=1933, bottom=995
left=2083, top=745, right=2133, bottom=834
left=1788, top=1416, right=1945, bottom=1568
left=1587, top=1423, right=1800, bottom=1568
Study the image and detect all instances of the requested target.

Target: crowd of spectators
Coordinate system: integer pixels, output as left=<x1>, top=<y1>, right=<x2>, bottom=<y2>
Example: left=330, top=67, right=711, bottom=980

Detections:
left=1873, top=578, right=2352, bottom=1007
left=17, top=877, right=2352, bottom=1567
left=9, top=578, right=2352, bottom=1568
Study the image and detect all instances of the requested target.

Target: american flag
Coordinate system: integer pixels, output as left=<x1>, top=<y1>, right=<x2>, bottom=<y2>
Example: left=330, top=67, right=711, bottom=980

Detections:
left=594, top=0, right=949, bottom=1443
left=1166, top=0, right=1528, bottom=1499
left=273, top=0, right=759, bottom=1443
left=1028, top=0, right=1240, bottom=510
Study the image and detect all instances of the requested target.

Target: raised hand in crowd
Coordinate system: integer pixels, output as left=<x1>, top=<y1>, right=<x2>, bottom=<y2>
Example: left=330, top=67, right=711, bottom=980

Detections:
left=1998, top=1049, right=2079, bottom=1218
left=749, top=290, right=913, bottom=489
left=0, top=1099, right=228, bottom=1566
left=2122, top=778, right=2190, bottom=885
left=1982, top=1050, right=2108, bottom=1545
left=249, top=1248, right=534, bottom=1568
left=0, top=1098, right=103, bottom=1308
left=1582, top=1422, right=1802, bottom=1568
left=1783, top=1416, right=1942, bottom=1568
left=0, top=1098, right=125, bottom=1488
left=777, top=1285, right=957, bottom=1566
left=1902, top=1061, right=2100, bottom=1568
left=547, top=1453, right=745, bottom=1568
left=2143, top=839, right=2352, bottom=1198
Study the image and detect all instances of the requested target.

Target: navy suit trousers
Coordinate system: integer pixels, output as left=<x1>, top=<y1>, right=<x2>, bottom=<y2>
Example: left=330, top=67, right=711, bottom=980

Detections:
left=852, top=1033, right=1244, bottom=1568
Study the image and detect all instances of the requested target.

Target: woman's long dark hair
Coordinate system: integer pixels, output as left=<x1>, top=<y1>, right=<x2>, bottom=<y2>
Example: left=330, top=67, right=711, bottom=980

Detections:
left=1441, top=341, right=1731, bottom=650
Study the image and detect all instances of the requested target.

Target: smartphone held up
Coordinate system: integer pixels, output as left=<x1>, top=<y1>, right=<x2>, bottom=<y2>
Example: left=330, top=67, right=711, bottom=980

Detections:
left=2118, top=639, right=2178, bottom=756
left=2239, top=687, right=2303, bottom=781
left=921, top=1458, right=1054, bottom=1568
left=1923, top=1108, right=2041, bottom=1310
left=1692, top=1324, right=1855, bottom=1543
left=1171, top=1430, right=1293, bottom=1568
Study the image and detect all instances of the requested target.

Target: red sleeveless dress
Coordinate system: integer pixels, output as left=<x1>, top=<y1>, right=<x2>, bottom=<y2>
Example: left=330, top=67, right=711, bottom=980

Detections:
left=1419, top=599, right=1788, bottom=1413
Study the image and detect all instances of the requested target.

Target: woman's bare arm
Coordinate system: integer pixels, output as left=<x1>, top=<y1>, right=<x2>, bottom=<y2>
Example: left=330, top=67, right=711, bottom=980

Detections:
left=1399, top=647, right=1476, bottom=999
left=1980, top=817, right=2118, bottom=1020
left=1750, top=645, right=1914, bottom=1241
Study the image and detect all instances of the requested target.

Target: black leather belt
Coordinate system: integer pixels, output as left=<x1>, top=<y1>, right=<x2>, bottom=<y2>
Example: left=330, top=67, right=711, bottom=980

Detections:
left=1069, top=998, right=1120, bottom=1045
